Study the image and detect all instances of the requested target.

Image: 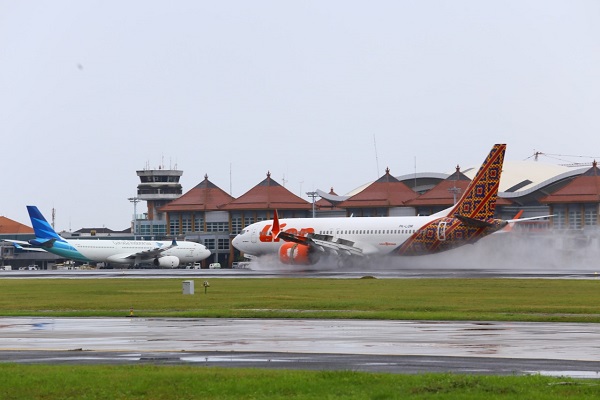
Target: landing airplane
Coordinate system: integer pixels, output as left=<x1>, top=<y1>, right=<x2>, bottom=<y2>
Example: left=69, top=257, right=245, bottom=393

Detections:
left=4, top=206, right=211, bottom=268
left=233, top=144, right=535, bottom=266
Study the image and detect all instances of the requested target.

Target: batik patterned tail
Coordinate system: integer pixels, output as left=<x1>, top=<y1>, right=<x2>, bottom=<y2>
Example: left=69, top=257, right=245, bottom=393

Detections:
left=449, top=144, right=506, bottom=220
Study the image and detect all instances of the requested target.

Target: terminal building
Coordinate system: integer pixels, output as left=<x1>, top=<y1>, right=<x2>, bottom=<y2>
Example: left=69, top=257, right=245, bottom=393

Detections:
left=2, top=157, right=600, bottom=269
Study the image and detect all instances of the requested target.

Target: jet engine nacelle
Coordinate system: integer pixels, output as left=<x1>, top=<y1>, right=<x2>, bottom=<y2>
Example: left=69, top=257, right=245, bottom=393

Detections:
left=278, top=242, right=320, bottom=265
left=153, top=255, right=180, bottom=268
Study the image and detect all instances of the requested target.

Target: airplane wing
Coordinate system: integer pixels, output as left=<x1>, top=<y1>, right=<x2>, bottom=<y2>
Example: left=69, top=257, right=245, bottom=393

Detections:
left=121, top=239, right=179, bottom=261
left=1, top=239, right=48, bottom=252
left=277, top=231, right=365, bottom=257
left=271, top=210, right=366, bottom=259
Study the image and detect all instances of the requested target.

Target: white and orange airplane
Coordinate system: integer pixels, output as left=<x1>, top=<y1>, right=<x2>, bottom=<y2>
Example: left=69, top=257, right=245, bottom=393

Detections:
left=233, top=144, right=537, bottom=266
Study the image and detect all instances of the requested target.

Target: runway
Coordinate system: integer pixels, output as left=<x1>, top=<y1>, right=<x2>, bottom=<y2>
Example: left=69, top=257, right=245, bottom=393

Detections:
left=1, top=317, right=600, bottom=377
left=2, top=266, right=600, bottom=279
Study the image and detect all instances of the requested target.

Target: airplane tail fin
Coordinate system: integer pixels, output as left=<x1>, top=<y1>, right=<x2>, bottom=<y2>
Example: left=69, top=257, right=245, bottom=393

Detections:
left=271, top=210, right=281, bottom=238
left=26, top=206, right=65, bottom=242
left=449, top=144, right=506, bottom=220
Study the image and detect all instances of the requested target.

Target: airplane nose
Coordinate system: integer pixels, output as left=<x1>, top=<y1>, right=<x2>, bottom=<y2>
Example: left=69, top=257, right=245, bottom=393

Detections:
left=233, top=235, right=249, bottom=253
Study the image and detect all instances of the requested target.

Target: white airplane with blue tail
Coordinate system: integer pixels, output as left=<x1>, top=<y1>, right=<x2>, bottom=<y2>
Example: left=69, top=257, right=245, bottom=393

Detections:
left=4, top=206, right=211, bottom=268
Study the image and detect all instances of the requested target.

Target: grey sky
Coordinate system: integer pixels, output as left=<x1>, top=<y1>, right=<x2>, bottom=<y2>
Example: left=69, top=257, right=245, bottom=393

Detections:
left=2, top=1, right=599, bottom=231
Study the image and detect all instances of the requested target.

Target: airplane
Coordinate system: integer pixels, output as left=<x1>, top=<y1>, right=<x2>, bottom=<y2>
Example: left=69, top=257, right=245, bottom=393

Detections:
left=4, top=206, right=211, bottom=268
left=232, top=144, right=543, bottom=266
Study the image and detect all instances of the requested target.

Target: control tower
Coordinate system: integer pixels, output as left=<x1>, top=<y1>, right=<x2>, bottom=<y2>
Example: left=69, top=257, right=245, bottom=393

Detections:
left=134, top=165, right=183, bottom=238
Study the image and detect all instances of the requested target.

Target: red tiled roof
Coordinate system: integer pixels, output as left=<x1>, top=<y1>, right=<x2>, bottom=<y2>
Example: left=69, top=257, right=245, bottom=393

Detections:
left=406, top=167, right=470, bottom=206
left=337, top=168, right=418, bottom=208
left=159, top=175, right=235, bottom=212
left=407, top=166, right=512, bottom=207
left=0, top=216, right=34, bottom=234
left=541, top=162, right=600, bottom=204
left=222, top=172, right=311, bottom=210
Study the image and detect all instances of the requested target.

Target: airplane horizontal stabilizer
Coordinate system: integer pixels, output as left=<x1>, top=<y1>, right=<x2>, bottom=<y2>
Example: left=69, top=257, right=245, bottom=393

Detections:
left=506, top=215, right=554, bottom=223
left=2, top=239, right=47, bottom=252
left=29, top=238, right=57, bottom=249
left=454, top=214, right=493, bottom=228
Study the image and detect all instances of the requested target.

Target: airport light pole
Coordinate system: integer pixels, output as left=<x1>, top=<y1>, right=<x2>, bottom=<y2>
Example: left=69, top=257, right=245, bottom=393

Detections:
left=448, top=187, right=461, bottom=205
left=128, top=196, right=140, bottom=240
left=306, top=191, right=318, bottom=218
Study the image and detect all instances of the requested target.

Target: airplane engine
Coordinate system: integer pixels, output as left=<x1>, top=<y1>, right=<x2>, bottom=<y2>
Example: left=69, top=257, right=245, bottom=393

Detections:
left=278, top=242, right=320, bottom=265
left=153, top=255, right=180, bottom=268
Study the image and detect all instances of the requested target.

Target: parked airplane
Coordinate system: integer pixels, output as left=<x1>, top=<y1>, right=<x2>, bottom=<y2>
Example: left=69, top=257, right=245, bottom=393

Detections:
left=4, top=206, right=211, bottom=268
left=233, top=144, right=534, bottom=266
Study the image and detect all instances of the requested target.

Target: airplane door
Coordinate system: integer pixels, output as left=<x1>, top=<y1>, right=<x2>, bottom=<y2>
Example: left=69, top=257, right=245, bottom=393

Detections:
left=251, top=228, right=257, bottom=243
left=437, top=221, right=447, bottom=241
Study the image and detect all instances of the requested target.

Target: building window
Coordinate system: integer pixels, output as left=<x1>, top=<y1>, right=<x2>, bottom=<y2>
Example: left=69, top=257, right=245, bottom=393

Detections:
left=204, top=238, right=215, bottom=251
left=218, top=238, right=229, bottom=250
left=568, top=204, right=582, bottom=229
left=206, top=222, right=228, bottom=232
left=170, top=219, right=180, bottom=235
left=552, top=204, right=567, bottom=229
left=584, top=205, right=598, bottom=226
left=181, top=215, right=192, bottom=233
left=231, top=217, right=242, bottom=235
left=194, top=216, right=204, bottom=232
left=153, top=225, right=166, bottom=236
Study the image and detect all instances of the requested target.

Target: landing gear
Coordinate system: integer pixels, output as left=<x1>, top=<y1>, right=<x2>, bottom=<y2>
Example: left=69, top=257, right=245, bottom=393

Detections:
left=337, top=257, right=356, bottom=268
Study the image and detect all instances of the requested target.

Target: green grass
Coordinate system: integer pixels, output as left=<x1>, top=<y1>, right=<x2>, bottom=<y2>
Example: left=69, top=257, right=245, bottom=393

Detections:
left=1, top=278, right=600, bottom=322
left=2, top=279, right=600, bottom=398
left=0, top=364, right=598, bottom=399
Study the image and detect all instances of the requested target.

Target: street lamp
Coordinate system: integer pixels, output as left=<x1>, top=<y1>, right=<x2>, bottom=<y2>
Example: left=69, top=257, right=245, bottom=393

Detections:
left=306, top=191, right=318, bottom=218
left=128, top=196, right=140, bottom=240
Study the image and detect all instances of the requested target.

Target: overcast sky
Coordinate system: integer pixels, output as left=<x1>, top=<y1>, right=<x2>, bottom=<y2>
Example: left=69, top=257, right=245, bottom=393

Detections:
left=2, top=1, right=599, bottom=231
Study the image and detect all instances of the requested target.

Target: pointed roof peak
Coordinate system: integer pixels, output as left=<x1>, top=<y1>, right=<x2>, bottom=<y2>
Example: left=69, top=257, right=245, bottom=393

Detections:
left=258, top=172, right=281, bottom=187
left=222, top=172, right=310, bottom=210
left=582, top=161, right=600, bottom=177
left=375, top=168, right=400, bottom=184
left=447, top=165, right=470, bottom=181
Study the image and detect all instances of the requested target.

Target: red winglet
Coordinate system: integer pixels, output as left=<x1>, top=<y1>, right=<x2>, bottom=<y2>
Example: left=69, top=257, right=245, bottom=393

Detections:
left=271, top=210, right=280, bottom=238
left=504, top=209, right=524, bottom=232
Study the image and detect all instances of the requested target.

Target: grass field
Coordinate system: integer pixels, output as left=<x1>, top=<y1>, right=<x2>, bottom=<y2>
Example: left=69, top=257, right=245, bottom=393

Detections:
left=1, top=364, right=599, bottom=399
left=0, top=277, right=600, bottom=322
left=2, top=277, right=600, bottom=398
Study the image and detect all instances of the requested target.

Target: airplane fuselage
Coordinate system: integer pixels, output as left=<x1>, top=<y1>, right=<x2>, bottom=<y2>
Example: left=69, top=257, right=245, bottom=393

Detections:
left=41, top=239, right=209, bottom=265
left=233, top=216, right=426, bottom=256
left=233, top=213, right=505, bottom=259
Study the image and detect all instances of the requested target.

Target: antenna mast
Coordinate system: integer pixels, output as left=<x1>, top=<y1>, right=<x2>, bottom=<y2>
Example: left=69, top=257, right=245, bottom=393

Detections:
left=373, top=135, right=380, bottom=177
